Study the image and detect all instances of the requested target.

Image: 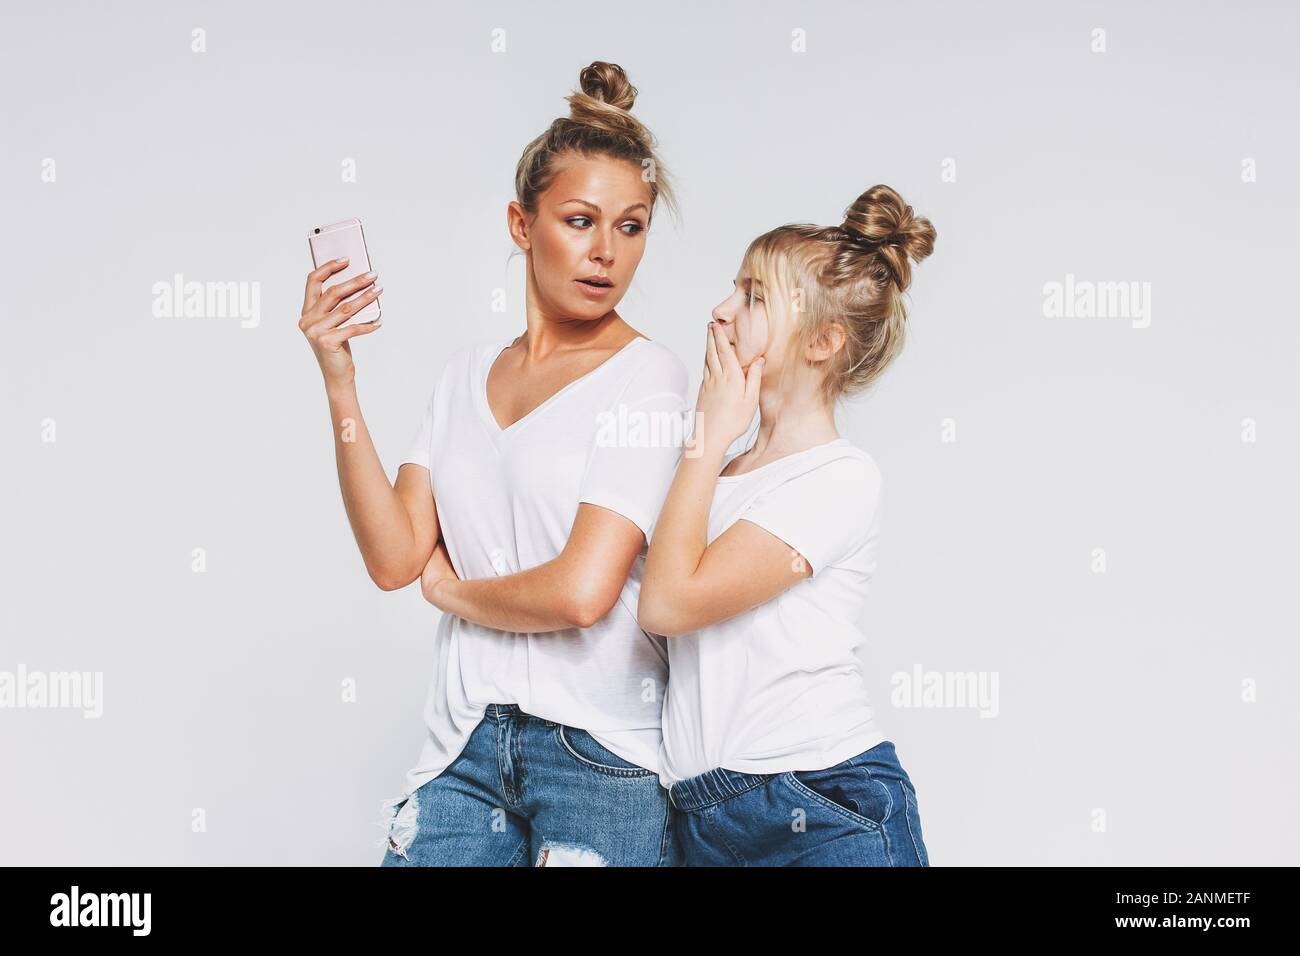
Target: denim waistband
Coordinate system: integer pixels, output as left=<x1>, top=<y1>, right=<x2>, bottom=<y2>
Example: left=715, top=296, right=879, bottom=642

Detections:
left=669, top=765, right=775, bottom=813
left=485, top=703, right=523, bottom=718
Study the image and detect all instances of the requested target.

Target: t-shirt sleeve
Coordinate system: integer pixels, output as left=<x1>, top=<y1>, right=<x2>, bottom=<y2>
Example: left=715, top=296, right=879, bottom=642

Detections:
left=578, top=346, right=691, bottom=539
left=400, top=348, right=467, bottom=471
left=738, top=455, right=882, bottom=576
left=400, top=387, right=436, bottom=471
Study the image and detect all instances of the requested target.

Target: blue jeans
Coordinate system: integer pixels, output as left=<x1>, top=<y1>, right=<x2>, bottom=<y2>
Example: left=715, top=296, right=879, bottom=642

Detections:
left=668, top=740, right=931, bottom=866
left=380, top=704, right=680, bottom=866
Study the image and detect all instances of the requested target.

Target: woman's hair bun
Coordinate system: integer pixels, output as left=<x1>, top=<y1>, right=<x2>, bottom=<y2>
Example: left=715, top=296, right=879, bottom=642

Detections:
left=841, top=184, right=936, bottom=289
left=514, top=59, right=675, bottom=222
left=577, top=61, right=637, bottom=111
left=565, top=61, right=645, bottom=143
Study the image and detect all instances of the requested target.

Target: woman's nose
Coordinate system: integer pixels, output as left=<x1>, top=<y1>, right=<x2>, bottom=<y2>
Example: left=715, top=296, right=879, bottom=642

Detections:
left=591, top=231, right=614, bottom=264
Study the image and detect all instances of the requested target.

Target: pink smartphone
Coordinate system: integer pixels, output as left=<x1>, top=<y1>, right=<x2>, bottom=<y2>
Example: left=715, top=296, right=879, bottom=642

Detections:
left=307, top=218, right=381, bottom=324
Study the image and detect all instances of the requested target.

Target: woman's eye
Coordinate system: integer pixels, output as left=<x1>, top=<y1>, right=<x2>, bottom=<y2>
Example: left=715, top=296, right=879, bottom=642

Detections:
left=620, top=222, right=644, bottom=236
left=567, top=217, right=593, bottom=228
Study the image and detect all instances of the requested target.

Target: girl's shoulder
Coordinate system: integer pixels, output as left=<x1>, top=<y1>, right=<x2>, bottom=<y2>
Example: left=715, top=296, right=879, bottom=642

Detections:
left=797, top=441, right=883, bottom=498
left=822, top=440, right=881, bottom=479
left=733, top=438, right=881, bottom=487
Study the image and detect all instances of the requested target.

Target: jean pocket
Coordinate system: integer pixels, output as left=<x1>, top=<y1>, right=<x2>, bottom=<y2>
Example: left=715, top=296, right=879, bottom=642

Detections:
left=784, top=761, right=892, bottom=831
left=555, top=725, right=655, bottom=778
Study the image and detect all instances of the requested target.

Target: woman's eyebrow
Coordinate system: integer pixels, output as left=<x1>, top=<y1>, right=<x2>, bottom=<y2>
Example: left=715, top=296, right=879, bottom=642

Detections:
left=559, top=199, right=648, bottom=216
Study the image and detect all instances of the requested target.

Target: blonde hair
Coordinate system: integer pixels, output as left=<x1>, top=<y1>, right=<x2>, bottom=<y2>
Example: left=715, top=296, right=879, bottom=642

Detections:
left=743, top=184, right=936, bottom=403
left=514, top=61, right=676, bottom=225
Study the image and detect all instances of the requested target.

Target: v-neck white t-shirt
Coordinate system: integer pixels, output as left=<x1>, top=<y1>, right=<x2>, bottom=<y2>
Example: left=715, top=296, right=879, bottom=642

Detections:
left=398, top=335, right=690, bottom=797
left=657, top=437, right=889, bottom=787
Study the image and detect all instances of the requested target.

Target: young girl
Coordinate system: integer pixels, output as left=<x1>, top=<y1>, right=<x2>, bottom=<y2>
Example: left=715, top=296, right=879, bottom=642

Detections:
left=300, top=62, right=689, bottom=866
left=639, top=184, right=936, bottom=866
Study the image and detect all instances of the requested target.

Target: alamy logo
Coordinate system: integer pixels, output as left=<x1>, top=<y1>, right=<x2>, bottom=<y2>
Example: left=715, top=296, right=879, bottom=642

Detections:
left=0, top=664, right=102, bottom=718
left=152, top=273, right=261, bottom=328
left=890, top=664, right=999, bottom=718
left=49, top=886, right=151, bottom=936
left=1042, top=273, right=1151, bottom=328
left=594, top=397, right=693, bottom=452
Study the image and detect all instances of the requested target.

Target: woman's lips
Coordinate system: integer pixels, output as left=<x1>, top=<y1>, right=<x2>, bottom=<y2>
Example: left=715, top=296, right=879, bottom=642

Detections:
left=575, top=279, right=614, bottom=298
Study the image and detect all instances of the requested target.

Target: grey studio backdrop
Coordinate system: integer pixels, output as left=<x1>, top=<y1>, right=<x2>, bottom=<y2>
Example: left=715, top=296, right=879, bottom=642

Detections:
left=2, top=0, right=1296, bottom=866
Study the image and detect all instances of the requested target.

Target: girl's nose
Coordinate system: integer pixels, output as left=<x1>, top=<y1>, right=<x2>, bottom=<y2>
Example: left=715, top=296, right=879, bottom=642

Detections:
left=712, top=294, right=738, bottom=324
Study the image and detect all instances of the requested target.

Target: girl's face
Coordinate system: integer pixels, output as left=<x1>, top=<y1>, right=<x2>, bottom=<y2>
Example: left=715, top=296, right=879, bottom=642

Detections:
left=508, top=154, right=652, bottom=321
left=710, top=263, right=789, bottom=375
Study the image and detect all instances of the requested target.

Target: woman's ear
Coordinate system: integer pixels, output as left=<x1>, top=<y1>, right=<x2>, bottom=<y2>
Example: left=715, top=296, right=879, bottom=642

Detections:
left=506, top=201, right=531, bottom=252
left=805, top=322, right=847, bottom=363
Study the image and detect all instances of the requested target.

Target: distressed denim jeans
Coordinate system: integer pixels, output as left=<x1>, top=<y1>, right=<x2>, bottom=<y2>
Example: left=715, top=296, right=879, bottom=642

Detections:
left=380, top=704, right=680, bottom=867
left=668, top=740, right=931, bottom=866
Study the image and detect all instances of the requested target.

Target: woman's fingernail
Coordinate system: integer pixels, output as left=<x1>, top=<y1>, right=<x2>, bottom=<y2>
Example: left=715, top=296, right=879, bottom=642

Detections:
left=337, top=257, right=349, bottom=263
left=373, top=285, right=384, bottom=295
left=364, top=271, right=376, bottom=279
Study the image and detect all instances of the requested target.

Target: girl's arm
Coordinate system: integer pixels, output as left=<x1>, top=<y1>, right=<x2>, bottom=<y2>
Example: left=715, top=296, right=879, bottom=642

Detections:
left=639, top=323, right=810, bottom=637
left=421, top=504, right=645, bottom=632
left=637, top=449, right=810, bottom=638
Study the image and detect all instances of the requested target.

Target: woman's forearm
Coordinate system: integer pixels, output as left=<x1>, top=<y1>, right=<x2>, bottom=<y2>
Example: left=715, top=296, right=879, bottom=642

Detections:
left=327, top=378, right=435, bottom=590
left=426, top=557, right=599, bottom=633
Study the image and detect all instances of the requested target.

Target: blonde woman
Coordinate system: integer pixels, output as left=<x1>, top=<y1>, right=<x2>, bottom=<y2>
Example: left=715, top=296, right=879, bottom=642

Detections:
left=640, top=185, right=935, bottom=866
left=300, top=62, right=688, bottom=866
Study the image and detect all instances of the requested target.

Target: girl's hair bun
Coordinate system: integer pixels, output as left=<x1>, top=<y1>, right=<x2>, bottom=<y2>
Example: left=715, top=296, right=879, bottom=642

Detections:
left=841, top=184, right=936, bottom=290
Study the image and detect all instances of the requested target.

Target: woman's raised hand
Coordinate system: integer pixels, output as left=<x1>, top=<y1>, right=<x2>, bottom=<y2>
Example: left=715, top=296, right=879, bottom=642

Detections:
left=299, top=257, right=384, bottom=387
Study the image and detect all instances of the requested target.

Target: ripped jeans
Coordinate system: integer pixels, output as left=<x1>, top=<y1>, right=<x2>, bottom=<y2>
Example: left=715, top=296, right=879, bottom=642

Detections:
left=379, top=704, right=680, bottom=867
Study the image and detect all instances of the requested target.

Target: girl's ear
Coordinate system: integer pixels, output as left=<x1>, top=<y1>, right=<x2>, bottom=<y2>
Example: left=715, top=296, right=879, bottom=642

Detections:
left=507, top=201, right=532, bottom=251
left=805, top=322, right=847, bottom=363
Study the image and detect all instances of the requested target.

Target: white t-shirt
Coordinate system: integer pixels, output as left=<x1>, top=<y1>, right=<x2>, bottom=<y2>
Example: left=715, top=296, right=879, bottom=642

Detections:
left=398, top=335, right=690, bottom=797
left=657, top=437, right=889, bottom=787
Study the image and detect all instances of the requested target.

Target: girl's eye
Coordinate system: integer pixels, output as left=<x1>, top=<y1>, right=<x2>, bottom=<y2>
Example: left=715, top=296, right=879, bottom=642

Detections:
left=620, top=222, right=645, bottom=236
left=567, top=216, right=593, bottom=228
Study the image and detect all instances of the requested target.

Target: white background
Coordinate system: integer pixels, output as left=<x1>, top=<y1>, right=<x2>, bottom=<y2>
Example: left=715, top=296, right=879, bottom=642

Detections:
left=2, top=0, right=1296, bottom=864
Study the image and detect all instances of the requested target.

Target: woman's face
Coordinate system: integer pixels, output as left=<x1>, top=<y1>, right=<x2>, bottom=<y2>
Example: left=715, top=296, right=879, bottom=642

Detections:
left=710, top=263, right=787, bottom=375
left=509, top=154, right=652, bottom=321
